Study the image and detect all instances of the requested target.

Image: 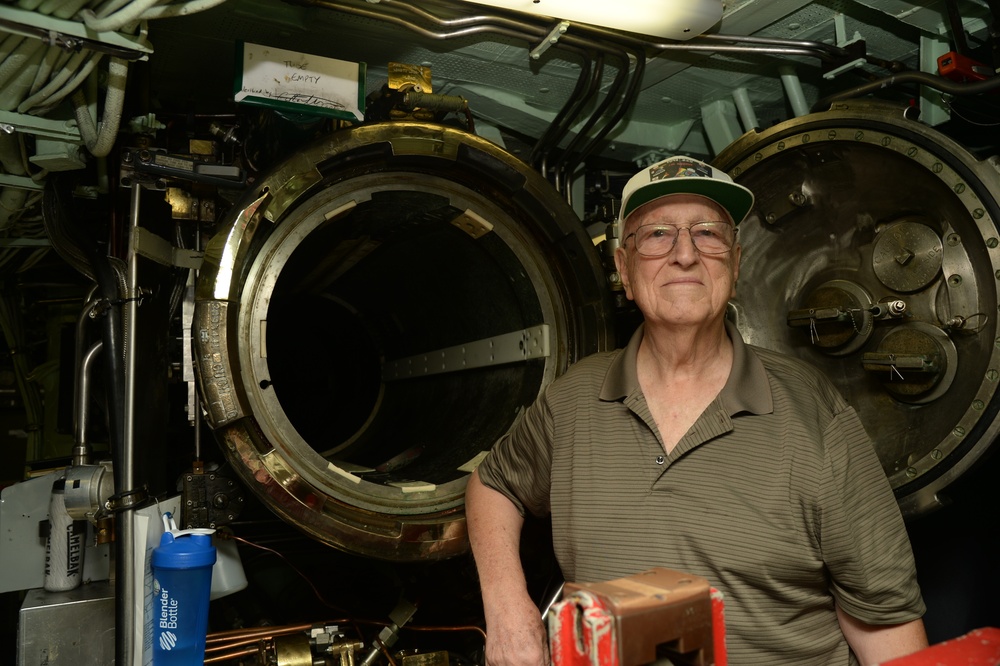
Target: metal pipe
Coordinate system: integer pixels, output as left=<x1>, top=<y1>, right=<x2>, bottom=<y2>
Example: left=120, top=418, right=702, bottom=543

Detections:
left=299, top=0, right=613, bottom=179
left=813, top=69, right=1000, bottom=111
left=193, top=226, right=202, bottom=461
left=562, top=44, right=646, bottom=174
left=309, top=0, right=937, bottom=196
left=386, top=0, right=645, bottom=181
left=72, top=290, right=101, bottom=462
left=0, top=16, right=147, bottom=59
left=944, top=0, right=971, bottom=56
left=656, top=42, right=845, bottom=60
left=692, top=32, right=849, bottom=61
left=552, top=52, right=623, bottom=172
left=116, top=180, right=142, bottom=666
left=303, top=0, right=875, bottom=169
left=297, top=0, right=546, bottom=44
left=538, top=52, right=606, bottom=173
left=371, top=0, right=858, bottom=66
left=73, top=339, right=103, bottom=467
left=526, top=50, right=597, bottom=168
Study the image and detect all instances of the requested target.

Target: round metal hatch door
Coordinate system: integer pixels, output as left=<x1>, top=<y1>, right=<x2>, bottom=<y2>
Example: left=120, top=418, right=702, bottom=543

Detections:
left=193, top=122, right=614, bottom=560
left=715, top=101, right=1000, bottom=516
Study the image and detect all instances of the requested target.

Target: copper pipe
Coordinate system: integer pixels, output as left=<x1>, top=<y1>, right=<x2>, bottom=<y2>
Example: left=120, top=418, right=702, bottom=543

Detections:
left=206, top=622, right=317, bottom=643
left=406, top=623, right=489, bottom=644
left=203, top=644, right=260, bottom=664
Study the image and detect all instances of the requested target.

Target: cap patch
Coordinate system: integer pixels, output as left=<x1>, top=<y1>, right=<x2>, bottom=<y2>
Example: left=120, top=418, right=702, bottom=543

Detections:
left=649, top=159, right=712, bottom=182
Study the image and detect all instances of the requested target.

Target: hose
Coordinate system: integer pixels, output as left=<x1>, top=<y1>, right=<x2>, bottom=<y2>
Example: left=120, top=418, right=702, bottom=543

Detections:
left=50, top=0, right=93, bottom=20
left=16, top=48, right=94, bottom=113
left=95, top=0, right=140, bottom=20
left=0, top=44, right=46, bottom=112
left=0, top=131, right=28, bottom=177
left=30, top=47, right=70, bottom=97
left=139, top=0, right=230, bottom=20
left=79, top=0, right=160, bottom=33
left=29, top=50, right=102, bottom=115
left=0, top=33, right=26, bottom=61
left=72, top=56, right=129, bottom=157
left=0, top=34, right=45, bottom=91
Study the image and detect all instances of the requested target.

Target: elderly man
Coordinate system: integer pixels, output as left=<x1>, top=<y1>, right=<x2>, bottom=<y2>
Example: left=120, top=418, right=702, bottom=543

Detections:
left=466, top=156, right=928, bottom=665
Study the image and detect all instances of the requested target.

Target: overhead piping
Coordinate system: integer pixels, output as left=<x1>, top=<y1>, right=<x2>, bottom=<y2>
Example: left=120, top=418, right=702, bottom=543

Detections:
left=813, top=70, right=1000, bottom=111
left=279, top=0, right=1000, bottom=193
left=528, top=52, right=599, bottom=168
left=552, top=45, right=645, bottom=196
left=296, top=0, right=649, bottom=200
left=299, top=0, right=607, bottom=173
left=387, top=0, right=645, bottom=179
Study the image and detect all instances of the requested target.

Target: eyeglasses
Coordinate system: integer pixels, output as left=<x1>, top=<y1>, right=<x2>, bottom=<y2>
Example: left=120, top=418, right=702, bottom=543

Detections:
left=624, top=222, right=737, bottom=256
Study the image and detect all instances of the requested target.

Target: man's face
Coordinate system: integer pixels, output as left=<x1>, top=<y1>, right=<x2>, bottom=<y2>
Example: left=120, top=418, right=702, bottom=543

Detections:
left=614, top=194, right=741, bottom=328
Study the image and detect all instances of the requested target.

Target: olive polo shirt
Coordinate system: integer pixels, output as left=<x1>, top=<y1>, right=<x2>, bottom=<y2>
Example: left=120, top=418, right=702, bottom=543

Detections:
left=476, top=320, right=925, bottom=665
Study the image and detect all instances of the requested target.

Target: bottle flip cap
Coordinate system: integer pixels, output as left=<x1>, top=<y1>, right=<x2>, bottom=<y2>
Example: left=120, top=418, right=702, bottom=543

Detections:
left=152, top=512, right=217, bottom=570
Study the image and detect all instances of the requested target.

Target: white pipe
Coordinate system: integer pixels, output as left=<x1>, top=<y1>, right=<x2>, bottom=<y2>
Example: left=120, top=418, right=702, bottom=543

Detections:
left=18, top=50, right=100, bottom=113
left=72, top=56, right=129, bottom=157
left=731, top=87, right=759, bottom=132
left=140, top=0, right=228, bottom=19
left=52, top=0, right=94, bottom=19
left=0, top=46, right=46, bottom=111
left=79, top=0, right=107, bottom=13
left=0, top=34, right=27, bottom=61
left=29, top=46, right=66, bottom=96
left=0, top=36, right=44, bottom=91
left=0, top=133, right=25, bottom=175
left=93, top=0, right=135, bottom=19
left=37, top=0, right=66, bottom=14
left=79, top=0, right=160, bottom=33
left=15, top=0, right=47, bottom=11
left=33, top=53, right=102, bottom=114
left=17, top=49, right=88, bottom=112
left=779, top=65, right=810, bottom=118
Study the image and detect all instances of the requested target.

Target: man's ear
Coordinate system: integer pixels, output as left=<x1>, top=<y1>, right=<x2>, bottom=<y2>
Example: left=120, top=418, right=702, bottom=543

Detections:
left=731, top=242, right=742, bottom=296
left=614, top=246, right=632, bottom=299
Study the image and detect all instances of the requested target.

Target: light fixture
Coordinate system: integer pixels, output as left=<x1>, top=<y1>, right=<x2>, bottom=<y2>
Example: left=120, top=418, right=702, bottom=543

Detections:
left=458, top=0, right=723, bottom=42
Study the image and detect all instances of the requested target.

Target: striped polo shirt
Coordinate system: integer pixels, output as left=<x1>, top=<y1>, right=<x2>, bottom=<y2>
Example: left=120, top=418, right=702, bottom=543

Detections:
left=476, top=320, right=925, bottom=665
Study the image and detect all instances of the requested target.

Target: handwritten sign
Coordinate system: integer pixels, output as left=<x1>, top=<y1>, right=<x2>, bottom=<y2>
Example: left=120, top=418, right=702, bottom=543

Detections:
left=234, top=42, right=365, bottom=121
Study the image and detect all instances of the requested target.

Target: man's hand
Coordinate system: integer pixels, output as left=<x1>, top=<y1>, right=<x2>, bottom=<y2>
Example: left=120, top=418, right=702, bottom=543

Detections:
left=467, top=470, right=549, bottom=666
left=482, top=587, right=550, bottom=666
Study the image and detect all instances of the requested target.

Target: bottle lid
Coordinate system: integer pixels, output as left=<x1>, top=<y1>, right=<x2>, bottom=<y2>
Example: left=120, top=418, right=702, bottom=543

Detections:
left=151, top=512, right=217, bottom=570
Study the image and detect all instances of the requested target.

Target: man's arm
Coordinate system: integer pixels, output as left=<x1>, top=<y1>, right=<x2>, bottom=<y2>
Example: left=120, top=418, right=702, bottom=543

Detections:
left=836, top=605, right=929, bottom=666
left=466, top=469, right=549, bottom=666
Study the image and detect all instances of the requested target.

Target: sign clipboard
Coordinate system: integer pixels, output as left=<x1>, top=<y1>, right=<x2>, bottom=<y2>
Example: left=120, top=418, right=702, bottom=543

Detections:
left=234, top=41, right=366, bottom=121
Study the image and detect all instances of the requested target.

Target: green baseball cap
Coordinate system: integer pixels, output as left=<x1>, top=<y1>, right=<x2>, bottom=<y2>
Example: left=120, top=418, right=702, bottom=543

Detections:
left=620, top=155, right=755, bottom=225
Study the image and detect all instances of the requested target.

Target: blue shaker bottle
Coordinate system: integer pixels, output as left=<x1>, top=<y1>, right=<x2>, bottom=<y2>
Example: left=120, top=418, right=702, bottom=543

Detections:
left=151, top=513, right=217, bottom=665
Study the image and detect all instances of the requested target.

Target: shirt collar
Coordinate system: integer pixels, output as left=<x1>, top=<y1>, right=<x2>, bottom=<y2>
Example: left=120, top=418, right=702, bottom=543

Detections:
left=599, top=318, right=773, bottom=417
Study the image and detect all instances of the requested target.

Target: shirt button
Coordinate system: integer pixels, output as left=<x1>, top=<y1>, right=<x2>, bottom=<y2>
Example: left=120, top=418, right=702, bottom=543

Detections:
left=655, top=455, right=665, bottom=465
